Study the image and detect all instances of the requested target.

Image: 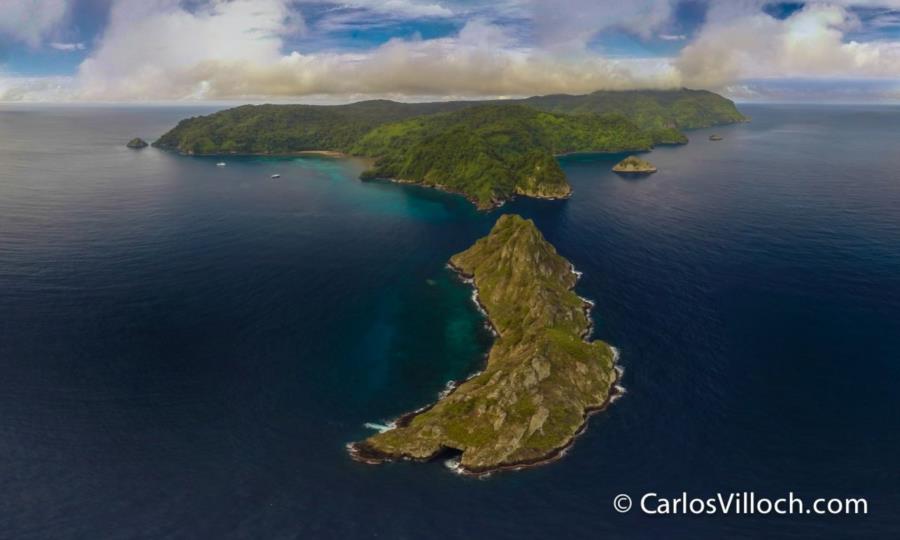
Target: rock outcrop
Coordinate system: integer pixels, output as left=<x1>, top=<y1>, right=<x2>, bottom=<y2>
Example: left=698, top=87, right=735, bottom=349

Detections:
left=126, top=138, right=148, bottom=149
left=612, top=155, right=657, bottom=174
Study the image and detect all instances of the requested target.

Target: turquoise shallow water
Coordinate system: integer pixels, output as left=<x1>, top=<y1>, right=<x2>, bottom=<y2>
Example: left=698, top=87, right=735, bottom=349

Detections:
left=0, top=104, right=898, bottom=538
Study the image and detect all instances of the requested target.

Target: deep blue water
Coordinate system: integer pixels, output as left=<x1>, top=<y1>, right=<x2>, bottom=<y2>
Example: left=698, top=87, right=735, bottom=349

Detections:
left=1, top=104, right=898, bottom=539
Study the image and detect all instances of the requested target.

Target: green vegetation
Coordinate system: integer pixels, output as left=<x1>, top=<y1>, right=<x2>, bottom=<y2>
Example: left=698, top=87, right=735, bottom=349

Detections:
left=154, top=89, right=744, bottom=207
left=355, top=105, right=653, bottom=208
left=349, top=215, right=618, bottom=474
left=126, top=137, right=148, bottom=149
left=522, top=88, right=747, bottom=130
left=152, top=100, right=476, bottom=155
left=612, top=155, right=658, bottom=174
left=647, top=127, right=689, bottom=145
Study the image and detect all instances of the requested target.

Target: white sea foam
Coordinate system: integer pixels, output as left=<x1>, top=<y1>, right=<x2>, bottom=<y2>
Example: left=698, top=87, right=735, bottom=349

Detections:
left=438, top=380, right=457, bottom=399
left=470, top=289, right=487, bottom=316
left=609, top=385, right=627, bottom=404
left=363, top=421, right=396, bottom=433
left=444, top=458, right=463, bottom=474
left=570, top=263, right=583, bottom=279
left=609, top=348, right=626, bottom=402
left=464, top=368, right=485, bottom=382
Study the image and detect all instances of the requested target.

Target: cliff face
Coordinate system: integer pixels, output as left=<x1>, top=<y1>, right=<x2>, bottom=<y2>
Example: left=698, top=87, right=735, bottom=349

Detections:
left=350, top=214, right=618, bottom=473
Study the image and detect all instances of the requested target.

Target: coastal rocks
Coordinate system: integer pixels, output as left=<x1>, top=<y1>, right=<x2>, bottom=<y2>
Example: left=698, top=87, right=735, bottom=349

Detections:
left=612, top=155, right=657, bottom=174
left=349, top=214, right=619, bottom=475
left=126, top=138, right=148, bottom=149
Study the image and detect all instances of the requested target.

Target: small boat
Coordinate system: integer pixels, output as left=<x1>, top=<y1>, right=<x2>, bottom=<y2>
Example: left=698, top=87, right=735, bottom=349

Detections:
left=216, top=162, right=226, bottom=167
left=271, top=174, right=281, bottom=179
left=709, top=134, right=723, bottom=141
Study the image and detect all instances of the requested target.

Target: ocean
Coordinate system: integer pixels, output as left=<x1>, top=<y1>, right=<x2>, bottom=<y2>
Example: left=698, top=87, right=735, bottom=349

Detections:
left=1, top=103, right=898, bottom=539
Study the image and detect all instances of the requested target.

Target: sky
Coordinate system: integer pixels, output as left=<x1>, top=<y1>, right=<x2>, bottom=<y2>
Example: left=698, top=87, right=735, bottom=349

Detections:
left=1, top=0, right=899, bottom=102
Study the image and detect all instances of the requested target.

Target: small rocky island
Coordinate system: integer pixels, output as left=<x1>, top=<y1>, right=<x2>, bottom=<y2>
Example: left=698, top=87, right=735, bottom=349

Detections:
left=709, top=134, right=723, bottom=141
left=126, top=138, right=148, bottom=149
left=349, top=214, right=620, bottom=475
left=612, top=155, right=657, bottom=174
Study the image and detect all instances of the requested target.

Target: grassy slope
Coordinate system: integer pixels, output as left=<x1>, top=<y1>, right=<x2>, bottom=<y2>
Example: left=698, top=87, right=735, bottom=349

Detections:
left=352, top=214, right=617, bottom=473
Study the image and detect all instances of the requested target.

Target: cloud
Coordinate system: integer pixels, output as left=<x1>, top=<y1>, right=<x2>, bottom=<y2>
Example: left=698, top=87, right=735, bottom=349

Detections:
left=77, top=0, right=297, bottom=100
left=75, top=16, right=678, bottom=100
left=325, top=0, right=454, bottom=18
left=529, top=0, right=675, bottom=50
left=49, top=41, right=85, bottom=51
left=677, top=3, right=900, bottom=87
left=188, top=30, right=678, bottom=99
left=3, top=0, right=900, bottom=102
left=0, top=0, right=69, bottom=47
left=0, top=74, right=74, bottom=101
left=292, top=0, right=457, bottom=37
left=63, top=1, right=680, bottom=101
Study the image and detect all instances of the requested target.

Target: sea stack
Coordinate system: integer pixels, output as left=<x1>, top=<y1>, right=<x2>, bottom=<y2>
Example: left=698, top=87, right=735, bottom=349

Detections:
left=612, top=155, right=657, bottom=174
left=126, top=138, right=148, bottom=149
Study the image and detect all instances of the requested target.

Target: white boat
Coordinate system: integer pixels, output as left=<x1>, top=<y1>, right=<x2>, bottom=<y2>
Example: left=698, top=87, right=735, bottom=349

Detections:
left=271, top=174, right=281, bottom=179
left=216, top=162, right=226, bottom=167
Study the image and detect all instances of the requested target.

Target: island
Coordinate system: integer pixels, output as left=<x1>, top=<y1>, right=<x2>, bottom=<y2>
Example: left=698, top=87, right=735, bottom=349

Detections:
left=348, top=214, right=620, bottom=475
left=153, top=89, right=745, bottom=209
left=126, top=137, right=148, bottom=149
left=612, top=155, right=658, bottom=174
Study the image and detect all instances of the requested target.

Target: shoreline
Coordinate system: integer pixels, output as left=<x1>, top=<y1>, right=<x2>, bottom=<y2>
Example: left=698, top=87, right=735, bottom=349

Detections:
left=156, top=147, right=372, bottom=161
left=373, top=176, right=572, bottom=211
left=348, top=258, right=623, bottom=477
left=612, top=167, right=657, bottom=174
left=155, top=146, right=378, bottom=168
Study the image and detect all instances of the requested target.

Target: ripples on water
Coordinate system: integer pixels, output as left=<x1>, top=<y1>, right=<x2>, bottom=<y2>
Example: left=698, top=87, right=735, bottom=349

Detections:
left=1, top=104, right=898, bottom=539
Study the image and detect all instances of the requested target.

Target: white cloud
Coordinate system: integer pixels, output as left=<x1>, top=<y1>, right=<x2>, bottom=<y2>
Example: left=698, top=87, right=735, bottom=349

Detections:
left=529, top=0, right=675, bottom=50
left=49, top=41, right=85, bottom=51
left=3, top=0, right=900, bottom=102
left=329, top=0, right=454, bottom=18
left=291, top=0, right=456, bottom=36
left=78, top=18, right=677, bottom=100
left=0, top=0, right=69, bottom=47
left=53, top=2, right=681, bottom=101
left=677, top=3, right=900, bottom=87
left=0, top=74, right=74, bottom=101
left=77, top=0, right=297, bottom=100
